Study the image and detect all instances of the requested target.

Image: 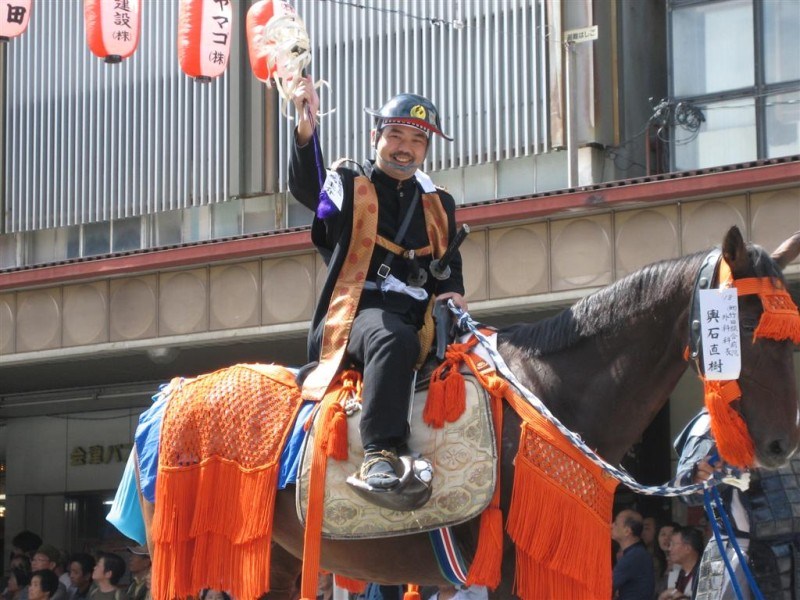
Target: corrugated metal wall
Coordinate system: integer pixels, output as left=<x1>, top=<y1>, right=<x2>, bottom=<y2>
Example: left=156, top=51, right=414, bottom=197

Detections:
left=3, top=0, right=549, bottom=233
left=4, top=1, right=229, bottom=233
left=279, top=0, right=550, bottom=190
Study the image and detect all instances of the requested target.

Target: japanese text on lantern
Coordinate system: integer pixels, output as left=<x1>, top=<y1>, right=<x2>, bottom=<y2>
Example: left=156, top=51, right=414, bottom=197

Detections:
left=6, top=4, right=26, bottom=25
left=209, top=0, right=230, bottom=66
left=112, top=0, right=132, bottom=42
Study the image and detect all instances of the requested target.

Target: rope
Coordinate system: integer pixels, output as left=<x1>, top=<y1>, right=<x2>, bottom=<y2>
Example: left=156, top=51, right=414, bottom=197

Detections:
left=446, top=302, right=741, bottom=497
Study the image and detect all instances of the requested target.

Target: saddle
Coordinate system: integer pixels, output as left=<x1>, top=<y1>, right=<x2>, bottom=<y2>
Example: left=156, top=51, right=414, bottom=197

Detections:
left=295, top=366, right=498, bottom=539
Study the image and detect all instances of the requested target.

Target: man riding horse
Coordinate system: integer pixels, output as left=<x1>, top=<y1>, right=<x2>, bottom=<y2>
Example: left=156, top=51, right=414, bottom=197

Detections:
left=289, top=78, right=467, bottom=507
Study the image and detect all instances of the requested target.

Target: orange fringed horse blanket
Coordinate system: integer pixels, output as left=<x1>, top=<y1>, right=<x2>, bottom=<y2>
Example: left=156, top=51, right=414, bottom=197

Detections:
left=505, top=391, right=620, bottom=600
left=151, top=364, right=303, bottom=600
left=444, top=348, right=620, bottom=600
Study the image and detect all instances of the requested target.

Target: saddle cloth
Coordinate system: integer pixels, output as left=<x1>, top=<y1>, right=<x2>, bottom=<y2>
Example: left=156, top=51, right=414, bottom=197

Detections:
left=295, top=373, right=497, bottom=539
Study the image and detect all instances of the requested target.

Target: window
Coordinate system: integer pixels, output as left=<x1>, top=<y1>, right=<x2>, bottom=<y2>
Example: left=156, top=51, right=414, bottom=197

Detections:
left=672, top=0, right=754, bottom=97
left=669, top=0, right=800, bottom=169
left=763, top=0, right=800, bottom=85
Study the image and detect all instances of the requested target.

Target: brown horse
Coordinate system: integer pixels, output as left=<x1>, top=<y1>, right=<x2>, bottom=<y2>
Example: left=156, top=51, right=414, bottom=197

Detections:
left=137, top=226, right=800, bottom=598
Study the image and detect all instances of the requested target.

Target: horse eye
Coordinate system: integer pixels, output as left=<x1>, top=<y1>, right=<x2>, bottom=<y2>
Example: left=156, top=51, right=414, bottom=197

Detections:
left=740, top=318, right=758, bottom=331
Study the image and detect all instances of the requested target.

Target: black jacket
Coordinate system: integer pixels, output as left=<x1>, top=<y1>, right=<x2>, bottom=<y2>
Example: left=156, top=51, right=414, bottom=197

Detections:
left=288, top=135, right=464, bottom=361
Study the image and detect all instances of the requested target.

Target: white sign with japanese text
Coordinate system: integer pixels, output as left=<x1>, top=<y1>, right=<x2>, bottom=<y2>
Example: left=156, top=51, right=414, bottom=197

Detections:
left=699, top=288, right=741, bottom=380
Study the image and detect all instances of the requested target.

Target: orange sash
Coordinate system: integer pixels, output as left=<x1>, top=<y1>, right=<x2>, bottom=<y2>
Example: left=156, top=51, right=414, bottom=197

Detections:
left=302, top=177, right=451, bottom=400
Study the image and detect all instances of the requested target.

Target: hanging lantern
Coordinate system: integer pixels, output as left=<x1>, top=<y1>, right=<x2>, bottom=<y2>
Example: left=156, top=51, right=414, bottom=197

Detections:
left=0, top=0, right=33, bottom=43
left=84, top=0, right=141, bottom=63
left=178, top=0, right=233, bottom=82
left=246, top=0, right=298, bottom=84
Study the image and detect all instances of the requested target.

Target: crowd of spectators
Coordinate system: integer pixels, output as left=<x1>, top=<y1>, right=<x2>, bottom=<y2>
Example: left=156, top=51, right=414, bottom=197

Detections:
left=2, top=531, right=151, bottom=600
left=612, top=509, right=706, bottom=600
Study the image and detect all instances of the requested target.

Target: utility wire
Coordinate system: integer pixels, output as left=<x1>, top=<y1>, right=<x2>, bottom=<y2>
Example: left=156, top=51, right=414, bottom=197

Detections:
left=319, top=0, right=466, bottom=29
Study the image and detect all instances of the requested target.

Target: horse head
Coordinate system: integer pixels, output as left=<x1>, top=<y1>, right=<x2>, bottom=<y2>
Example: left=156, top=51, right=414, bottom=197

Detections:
left=723, top=226, right=800, bottom=467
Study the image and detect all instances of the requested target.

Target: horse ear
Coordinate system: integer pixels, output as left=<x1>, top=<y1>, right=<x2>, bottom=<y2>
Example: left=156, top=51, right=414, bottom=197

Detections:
left=771, top=231, right=800, bottom=271
left=722, top=226, right=749, bottom=273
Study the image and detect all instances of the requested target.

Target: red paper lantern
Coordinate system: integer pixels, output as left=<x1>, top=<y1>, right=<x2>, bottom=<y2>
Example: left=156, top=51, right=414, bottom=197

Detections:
left=84, top=0, right=141, bottom=63
left=246, top=0, right=297, bottom=83
left=178, top=0, right=233, bottom=82
left=0, top=0, right=33, bottom=43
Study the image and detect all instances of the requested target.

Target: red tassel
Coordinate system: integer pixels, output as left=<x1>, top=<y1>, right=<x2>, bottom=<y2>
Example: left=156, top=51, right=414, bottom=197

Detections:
left=444, top=368, right=466, bottom=422
left=325, top=404, right=349, bottom=461
left=404, top=584, right=421, bottom=600
left=423, top=373, right=447, bottom=428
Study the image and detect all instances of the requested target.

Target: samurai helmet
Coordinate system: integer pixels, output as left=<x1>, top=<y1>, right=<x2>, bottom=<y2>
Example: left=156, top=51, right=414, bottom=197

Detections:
left=365, top=93, right=453, bottom=141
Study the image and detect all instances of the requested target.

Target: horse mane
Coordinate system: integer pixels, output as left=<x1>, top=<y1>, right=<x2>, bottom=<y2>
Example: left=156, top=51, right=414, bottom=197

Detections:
left=500, top=242, right=784, bottom=357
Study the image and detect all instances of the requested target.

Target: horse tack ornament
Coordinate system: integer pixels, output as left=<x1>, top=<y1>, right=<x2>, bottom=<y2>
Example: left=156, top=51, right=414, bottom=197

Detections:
left=689, top=247, right=800, bottom=468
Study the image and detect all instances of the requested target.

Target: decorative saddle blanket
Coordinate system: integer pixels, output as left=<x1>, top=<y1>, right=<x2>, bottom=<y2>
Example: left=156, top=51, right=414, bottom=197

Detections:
left=295, top=372, right=497, bottom=539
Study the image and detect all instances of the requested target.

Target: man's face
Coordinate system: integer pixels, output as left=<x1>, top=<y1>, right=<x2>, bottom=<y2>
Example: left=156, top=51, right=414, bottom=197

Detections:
left=610, top=512, right=628, bottom=542
left=668, top=532, right=688, bottom=564
left=128, top=553, right=151, bottom=575
left=69, top=561, right=91, bottom=588
left=31, top=552, right=54, bottom=571
left=374, top=124, right=429, bottom=180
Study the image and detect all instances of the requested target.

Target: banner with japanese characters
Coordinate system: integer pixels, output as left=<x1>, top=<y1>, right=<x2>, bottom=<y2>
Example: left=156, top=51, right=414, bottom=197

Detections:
left=178, top=0, right=233, bottom=81
left=699, top=287, right=742, bottom=380
left=85, top=0, right=141, bottom=63
left=0, top=0, right=32, bottom=42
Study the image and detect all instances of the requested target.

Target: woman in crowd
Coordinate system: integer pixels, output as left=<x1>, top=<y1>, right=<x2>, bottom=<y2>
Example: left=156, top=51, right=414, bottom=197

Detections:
left=27, top=570, right=59, bottom=600
left=3, top=566, right=31, bottom=600
left=654, top=522, right=681, bottom=596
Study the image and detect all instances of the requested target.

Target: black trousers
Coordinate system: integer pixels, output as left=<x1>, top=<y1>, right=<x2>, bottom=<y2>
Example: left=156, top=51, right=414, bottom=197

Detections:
left=346, top=306, right=421, bottom=450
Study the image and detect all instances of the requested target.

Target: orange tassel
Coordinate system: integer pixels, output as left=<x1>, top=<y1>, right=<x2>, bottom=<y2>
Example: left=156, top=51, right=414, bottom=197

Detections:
left=423, top=371, right=447, bottom=428
left=404, top=584, right=421, bottom=600
left=465, top=506, right=503, bottom=589
left=334, top=575, right=367, bottom=594
left=326, top=404, right=349, bottom=461
left=444, top=368, right=466, bottom=422
left=704, top=379, right=754, bottom=468
left=466, top=391, right=504, bottom=589
left=754, top=310, right=800, bottom=344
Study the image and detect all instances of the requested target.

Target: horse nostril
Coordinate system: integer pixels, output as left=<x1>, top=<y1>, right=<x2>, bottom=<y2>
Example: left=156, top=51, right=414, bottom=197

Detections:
left=768, top=438, right=788, bottom=458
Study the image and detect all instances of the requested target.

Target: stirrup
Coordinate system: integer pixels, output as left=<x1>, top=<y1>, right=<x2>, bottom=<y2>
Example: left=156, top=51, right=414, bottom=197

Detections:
left=346, top=454, right=434, bottom=512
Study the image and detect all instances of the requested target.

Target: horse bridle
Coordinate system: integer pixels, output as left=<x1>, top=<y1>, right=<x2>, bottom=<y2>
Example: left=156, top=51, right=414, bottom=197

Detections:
left=686, top=246, right=800, bottom=467
left=688, top=247, right=724, bottom=371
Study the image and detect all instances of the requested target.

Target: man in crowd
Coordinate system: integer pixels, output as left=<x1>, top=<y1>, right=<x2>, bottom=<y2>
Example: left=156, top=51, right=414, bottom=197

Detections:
left=612, top=508, right=655, bottom=599
left=289, top=77, right=465, bottom=503
left=66, top=553, right=95, bottom=600
left=125, top=545, right=151, bottom=600
left=11, top=530, right=42, bottom=561
left=31, top=544, right=68, bottom=600
left=658, top=527, right=703, bottom=599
